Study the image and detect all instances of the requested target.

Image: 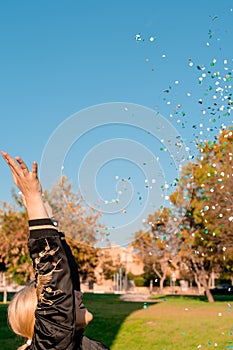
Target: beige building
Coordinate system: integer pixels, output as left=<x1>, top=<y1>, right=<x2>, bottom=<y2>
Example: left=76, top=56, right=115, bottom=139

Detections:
left=95, top=245, right=144, bottom=286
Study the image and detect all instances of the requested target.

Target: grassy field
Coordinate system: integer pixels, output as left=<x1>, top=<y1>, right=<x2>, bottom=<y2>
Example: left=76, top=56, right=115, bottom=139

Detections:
left=1, top=293, right=233, bottom=350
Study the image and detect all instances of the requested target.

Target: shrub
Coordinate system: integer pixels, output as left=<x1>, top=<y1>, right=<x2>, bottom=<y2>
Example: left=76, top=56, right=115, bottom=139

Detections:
left=134, top=276, right=146, bottom=286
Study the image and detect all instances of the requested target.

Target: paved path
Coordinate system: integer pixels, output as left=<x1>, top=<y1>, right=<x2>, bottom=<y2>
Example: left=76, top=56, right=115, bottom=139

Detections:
left=120, top=293, right=160, bottom=303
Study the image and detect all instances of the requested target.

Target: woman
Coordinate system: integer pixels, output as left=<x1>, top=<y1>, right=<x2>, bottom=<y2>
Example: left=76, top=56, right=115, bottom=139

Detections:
left=2, top=151, right=109, bottom=350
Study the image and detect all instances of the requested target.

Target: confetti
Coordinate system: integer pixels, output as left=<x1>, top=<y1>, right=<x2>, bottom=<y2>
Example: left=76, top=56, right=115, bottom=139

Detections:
left=149, top=36, right=156, bottom=42
left=135, top=33, right=142, bottom=41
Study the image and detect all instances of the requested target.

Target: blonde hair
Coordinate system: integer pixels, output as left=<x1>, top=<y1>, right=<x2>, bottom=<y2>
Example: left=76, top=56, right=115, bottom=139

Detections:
left=8, top=282, right=93, bottom=349
left=8, top=281, right=37, bottom=350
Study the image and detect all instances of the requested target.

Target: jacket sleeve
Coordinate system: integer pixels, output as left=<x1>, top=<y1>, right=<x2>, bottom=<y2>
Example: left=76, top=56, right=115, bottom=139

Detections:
left=28, top=218, right=76, bottom=350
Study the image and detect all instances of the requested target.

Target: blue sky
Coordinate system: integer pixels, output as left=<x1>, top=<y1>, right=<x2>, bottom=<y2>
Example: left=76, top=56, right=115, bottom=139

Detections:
left=0, top=1, right=232, bottom=246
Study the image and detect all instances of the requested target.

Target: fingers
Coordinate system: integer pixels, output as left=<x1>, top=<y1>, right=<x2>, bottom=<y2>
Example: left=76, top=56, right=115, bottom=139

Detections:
left=2, top=151, right=37, bottom=177
left=32, top=161, right=38, bottom=178
left=1, top=151, right=17, bottom=167
left=16, top=156, right=38, bottom=178
left=1, top=151, right=22, bottom=177
left=76, top=309, right=93, bottom=329
left=15, top=156, right=29, bottom=173
left=2, top=152, right=22, bottom=174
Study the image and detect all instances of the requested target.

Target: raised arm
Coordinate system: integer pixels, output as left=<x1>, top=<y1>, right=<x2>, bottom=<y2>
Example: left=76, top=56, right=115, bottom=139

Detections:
left=2, top=151, right=76, bottom=349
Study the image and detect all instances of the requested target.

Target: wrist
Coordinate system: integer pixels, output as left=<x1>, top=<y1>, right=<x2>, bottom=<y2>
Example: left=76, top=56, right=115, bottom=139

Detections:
left=24, top=196, right=49, bottom=220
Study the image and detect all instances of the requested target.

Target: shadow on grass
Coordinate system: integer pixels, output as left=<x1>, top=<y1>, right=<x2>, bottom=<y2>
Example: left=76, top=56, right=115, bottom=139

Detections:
left=82, top=293, right=158, bottom=348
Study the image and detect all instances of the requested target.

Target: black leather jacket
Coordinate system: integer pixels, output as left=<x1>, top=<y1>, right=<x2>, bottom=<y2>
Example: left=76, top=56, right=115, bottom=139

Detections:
left=27, top=218, right=109, bottom=350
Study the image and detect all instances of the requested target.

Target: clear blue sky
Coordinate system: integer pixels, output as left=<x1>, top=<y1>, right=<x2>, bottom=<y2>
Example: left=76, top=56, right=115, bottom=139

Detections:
left=0, top=1, right=232, bottom=246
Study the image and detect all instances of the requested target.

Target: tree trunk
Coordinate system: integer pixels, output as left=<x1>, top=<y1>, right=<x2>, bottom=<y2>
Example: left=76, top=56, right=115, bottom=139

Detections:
left=152, top=263, right=166, bottom=294
left=195, top=270, right=214, bottom=303
left=190, top=257, right=215, bottom=302
left=208, top=275, right=212, bottom=288
left=160, top=276, right=166, bottom=294
left=194, top=273, right=202, bottom=295
left=149, top=279, right=153, bottom=294
left=204, top=287, right=215, bottom=303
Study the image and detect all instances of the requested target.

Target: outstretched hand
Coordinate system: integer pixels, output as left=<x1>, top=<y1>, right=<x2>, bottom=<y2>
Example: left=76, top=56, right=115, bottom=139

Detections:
left=1, top=151, right=48, bottom=219
left=1, top=151, right=41, bottom=199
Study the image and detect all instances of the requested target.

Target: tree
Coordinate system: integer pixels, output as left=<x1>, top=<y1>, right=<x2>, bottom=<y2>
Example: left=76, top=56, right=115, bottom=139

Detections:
left=133, top=207, right=179, bottom=293
left=0, top=203, right=33, bottom=284
left=170, top=162, right=218, bottom=302
left=43, top=176, right=102, bottom=245
left=195, top=128, right=233, bottom=259
left=97, top=249, right=119, bottom=282
left=67, top=237, right=99, bottom=283
left=170, top=127, right=233, bottom=302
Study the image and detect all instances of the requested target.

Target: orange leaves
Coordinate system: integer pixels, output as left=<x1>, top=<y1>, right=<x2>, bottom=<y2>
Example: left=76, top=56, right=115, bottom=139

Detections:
left=0, top=207, right=33, bottom=284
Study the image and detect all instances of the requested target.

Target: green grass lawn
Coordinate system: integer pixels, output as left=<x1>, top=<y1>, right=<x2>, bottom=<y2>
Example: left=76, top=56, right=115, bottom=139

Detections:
left=1, top=293, right=233, bottom=350
left=108, top=295, right=233, bottom=350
